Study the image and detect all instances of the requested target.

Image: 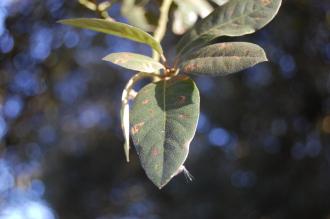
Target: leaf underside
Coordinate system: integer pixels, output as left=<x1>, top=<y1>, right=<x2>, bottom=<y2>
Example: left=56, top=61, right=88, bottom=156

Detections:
left=130, top=76, right=200, bottom=189
left=58, top=18, right=163, bottom=56
left=103, top=52, right=165, bottom=73
left=176, top=0, right=282, bottom=55
left=179, top=42, right=268, bottom=76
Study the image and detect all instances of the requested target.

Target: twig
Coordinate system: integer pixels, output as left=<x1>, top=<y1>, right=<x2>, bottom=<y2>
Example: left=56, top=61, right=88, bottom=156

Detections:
left=152, top=0, right=173, bottom=62
left=79, top=0, right=115, bottom=21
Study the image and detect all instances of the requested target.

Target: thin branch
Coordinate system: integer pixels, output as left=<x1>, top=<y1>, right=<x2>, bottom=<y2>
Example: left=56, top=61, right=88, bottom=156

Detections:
left=152, top=0, right=173, bottom=62
left=79, top=0, right=115, bottom=21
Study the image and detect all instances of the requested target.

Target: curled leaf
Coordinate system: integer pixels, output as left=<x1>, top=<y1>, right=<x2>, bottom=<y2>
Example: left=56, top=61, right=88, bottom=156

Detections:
left=121, top=93, right=131, bottom=162
left=121, top=72, right=162, bottom=162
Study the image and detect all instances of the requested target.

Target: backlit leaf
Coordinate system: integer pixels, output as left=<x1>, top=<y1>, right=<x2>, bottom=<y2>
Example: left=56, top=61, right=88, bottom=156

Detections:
left=58, top=18, right=163, bottom=55
left=179, top=42, right=268, bottom=76
left=176, top=0, right=282, bottom=55
left=130, top=76, right=200, bottom=188
left=103, top=52, right=165, bottom=73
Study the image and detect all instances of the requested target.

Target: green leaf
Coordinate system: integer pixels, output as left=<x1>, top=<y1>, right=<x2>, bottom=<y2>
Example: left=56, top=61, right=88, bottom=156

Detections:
left=176, top=0, right=282, bottom=55
left=179, top=42, right=268, bottom=76
left=130, top=76, right=200, bottom=188
left=103, top=52, right=165, bottom=73
left=58, top=18, right=163, bottom=55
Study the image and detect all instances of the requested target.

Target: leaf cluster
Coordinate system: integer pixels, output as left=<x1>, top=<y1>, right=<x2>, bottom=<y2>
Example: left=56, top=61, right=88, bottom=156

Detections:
left=59, top=0, right=282, bottom=189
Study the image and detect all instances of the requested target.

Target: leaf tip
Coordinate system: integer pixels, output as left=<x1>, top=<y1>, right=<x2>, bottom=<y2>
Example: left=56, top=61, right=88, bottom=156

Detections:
left=124, top=143, right=130, bottom=162
left=155, top=181, right=167, bottom=190
left=101, top=56, right=109, bottom=62
left=56, top=19, right=65, bottom=24
left=262, top=53, right=269, bottom=63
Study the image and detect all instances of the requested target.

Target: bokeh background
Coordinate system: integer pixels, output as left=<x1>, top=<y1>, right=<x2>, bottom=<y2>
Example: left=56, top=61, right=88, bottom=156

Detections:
left=0, top=0, right=330, bottom=218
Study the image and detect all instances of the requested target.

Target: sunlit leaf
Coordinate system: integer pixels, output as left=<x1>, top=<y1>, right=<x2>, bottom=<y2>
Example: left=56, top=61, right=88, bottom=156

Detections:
left=120, top=96, right=130, bottom=162
left=185, top=0, right=213, bottom=17
left=130, top=76, right=200, bottom=188
left=179, top=42, right=268, bottom=76
left=176, top=0, right=282, bottom=55
left=103, top=52, right=165, bottom=73
left=58, top=18, right=163, bottom=55
left=173, top=0, right=213, bottom=35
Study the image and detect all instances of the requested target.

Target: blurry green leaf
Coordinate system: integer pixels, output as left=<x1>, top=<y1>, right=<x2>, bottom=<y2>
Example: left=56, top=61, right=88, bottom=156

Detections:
left=176, top=0, right=282, bottom=55
left=173, top=0, right=213, bottom=35
left=184, top=0, right=213, bottom=17
left=103, top=52, right=165, bottom=73
left=179, top=42, right=268, bottom=76
left=130, top=76, right=200, bottom=188
left=58, top=18, right=163, bottom=55
left=121, top=0, right=154, bottom=32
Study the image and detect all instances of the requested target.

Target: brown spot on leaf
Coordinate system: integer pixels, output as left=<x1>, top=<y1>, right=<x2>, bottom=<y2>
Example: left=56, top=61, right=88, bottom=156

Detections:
left=260, top=0, right=271, bottom=6
left=142, top=99, right=150, bottom=105
left=177, top=95, right=186, bottom=104
left=183, top=63, right=198, bottom=73
left=131, top=122, right=145, bottom=135
left=151, top=146, right=160, bottom=157
left=219, top=44, right=229, bottom=49
left=148, top=109, right=154, bottom=115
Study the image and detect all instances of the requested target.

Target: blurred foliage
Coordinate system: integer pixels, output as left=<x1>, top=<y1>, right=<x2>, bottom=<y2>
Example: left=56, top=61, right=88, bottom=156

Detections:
left=0, top=0, right=330, bottom=219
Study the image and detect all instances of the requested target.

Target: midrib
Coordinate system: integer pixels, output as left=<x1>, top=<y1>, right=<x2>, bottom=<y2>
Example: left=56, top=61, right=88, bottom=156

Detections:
left=160, top=79, right=166, bottom=183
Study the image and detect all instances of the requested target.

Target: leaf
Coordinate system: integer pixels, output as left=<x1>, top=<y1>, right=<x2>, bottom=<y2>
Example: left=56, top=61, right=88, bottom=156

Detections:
left=179, top=42, right=268, bottom=76
left=183, top=0, right=213, bottom=18
left=172, top=0, right=213, bottom=35
left=121, top=90, right=130, bottom=162
left=176, top=0, right=282, bottom=55
left=130, top=76, right=200, bottom=188
left=58, top=18, right=163, bottom=55
left=103, top=52, right=165, bottom=73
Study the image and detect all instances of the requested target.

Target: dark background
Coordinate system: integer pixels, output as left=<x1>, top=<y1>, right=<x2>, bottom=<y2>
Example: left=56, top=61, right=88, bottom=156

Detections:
left=0, top=0, right=330, bottom=219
